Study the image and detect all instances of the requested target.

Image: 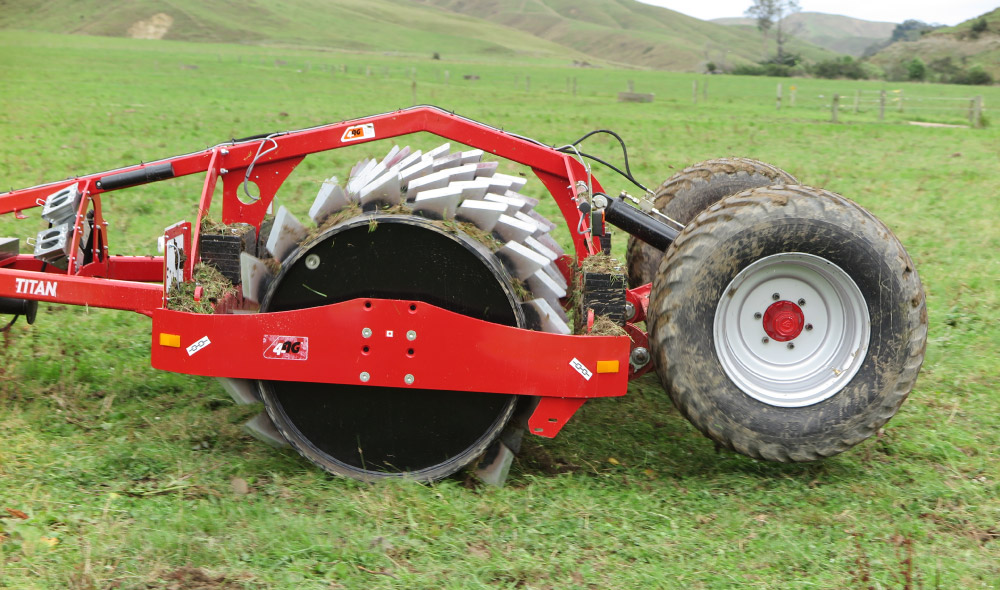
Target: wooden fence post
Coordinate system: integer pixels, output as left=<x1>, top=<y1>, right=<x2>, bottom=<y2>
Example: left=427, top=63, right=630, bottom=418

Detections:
left=853, top=90, right=860, bottom=114
left=879, top=90, right=886, bottom=121
left=832, top=94, right=840, bottom=123
left=972, top=95, right=983, bottom=129
left=776, top=83, right=782, bottom=110
left=627, top=80, right=635, bottom=93
left=692, top=80, right=698, bottom=104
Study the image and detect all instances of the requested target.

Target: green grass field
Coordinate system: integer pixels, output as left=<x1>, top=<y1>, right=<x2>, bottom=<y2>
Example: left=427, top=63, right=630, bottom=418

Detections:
left=1, top=31, right=998, bottom=589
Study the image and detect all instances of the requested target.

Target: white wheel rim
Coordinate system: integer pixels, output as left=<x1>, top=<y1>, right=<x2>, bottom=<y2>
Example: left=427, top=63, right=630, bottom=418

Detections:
left=713, top=252, right=870, bottom=408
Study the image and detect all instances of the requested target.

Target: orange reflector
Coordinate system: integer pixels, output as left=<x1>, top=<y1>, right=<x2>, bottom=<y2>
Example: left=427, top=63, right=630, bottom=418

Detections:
left=159, top=333, right=181, bottom=348
left=596, top=360, right=619, bottom=374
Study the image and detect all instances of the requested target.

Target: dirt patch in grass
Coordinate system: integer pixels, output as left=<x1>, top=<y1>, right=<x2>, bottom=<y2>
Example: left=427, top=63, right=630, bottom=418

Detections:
left=151, top=566, right=244, bottom=590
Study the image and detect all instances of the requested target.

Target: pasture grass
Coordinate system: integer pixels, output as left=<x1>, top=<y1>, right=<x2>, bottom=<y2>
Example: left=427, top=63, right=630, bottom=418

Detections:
left=0, top=31, right=998, bottom=589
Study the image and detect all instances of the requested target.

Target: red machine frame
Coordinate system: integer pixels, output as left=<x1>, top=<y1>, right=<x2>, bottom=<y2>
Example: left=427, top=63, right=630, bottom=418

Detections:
left=0, top=106, right=653, bottom=437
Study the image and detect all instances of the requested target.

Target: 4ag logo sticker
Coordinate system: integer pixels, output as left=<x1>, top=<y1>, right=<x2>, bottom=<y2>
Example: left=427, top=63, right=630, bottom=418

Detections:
left=263, top=335, right=309, bottom=361
left=341, top=123, right=375, bottom=143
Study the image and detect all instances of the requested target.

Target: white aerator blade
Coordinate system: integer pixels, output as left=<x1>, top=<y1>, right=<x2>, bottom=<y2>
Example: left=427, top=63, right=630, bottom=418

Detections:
left=244, top=412, right=289, bottom=448
left=523, top=298, right=571, bottom=335
left=526, top=209, right=555, bottom=233
left=527, top=268, right=567, bottom=301
left=497, top=240, right=548, bottom=280
left=411, top=186, right=463, bottom=219
left=351, top=161, right=386, bottom=196
left=395, top=149, right=422, bottom=171
left=382, top=145, right=401, bottom=167
left=543, top=262, right=569, bottom=290
left=487, top=176, right=512, bottom=193
left=524, top=235, right=558, bottom=261
left=451, top=179, right=492, bottom=200
left=493, top=173, right=527, bottom=192
left=494, top=214, right=538, bottom=243
left=400, top=156, right=434, bottom=185
left=475, top=161, right=499, bottom=178
left=408, top=168, right=454, bottom=195
left=536, top=232, right=566, bottom=258
left=266, top=206, right=308, bottom=262
left=424, top=143, right=451, bottom=160
left=349, top=158, right=371, bottom=178
left=514, top=211, right=545, bottom=237
left=309, top=179, right=351, bottom=225
left=456, top=200, right=507, bottom=232
left=484, top=193, right=527, bottom=215
left=446, top=163, right=478, bottom=183
left=359, top=169, right=403, bottom=208
left=347, top=159, right=376, bottom=194
left=432, top=152, right=463, bottom=171
left=460, top=149, right=484, bottom=165
left=240, top=252, right=274, bottom=303
left=216, top=377, right=259, bottom=405
left=519, top=195, right=540, bottom=210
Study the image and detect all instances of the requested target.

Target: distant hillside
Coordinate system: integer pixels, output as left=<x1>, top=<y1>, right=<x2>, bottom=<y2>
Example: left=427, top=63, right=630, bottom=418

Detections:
left=423, top=0, right=840, bottom=69
left=713, top=12, right=895, bottom=57
left=0, top=0, right=842, bottom=72
left=866, top=8, right=1000, bottom=80
left=0, top=0, right=591, bottom=62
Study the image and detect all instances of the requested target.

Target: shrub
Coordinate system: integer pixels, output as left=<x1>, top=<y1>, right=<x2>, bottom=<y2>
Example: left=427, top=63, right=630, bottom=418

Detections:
left=952, top=65, right=994, bottom=85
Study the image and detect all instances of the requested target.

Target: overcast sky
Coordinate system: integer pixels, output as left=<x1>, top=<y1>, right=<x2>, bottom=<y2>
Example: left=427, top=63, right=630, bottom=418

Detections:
left=636, top=0, right=999, bottom=26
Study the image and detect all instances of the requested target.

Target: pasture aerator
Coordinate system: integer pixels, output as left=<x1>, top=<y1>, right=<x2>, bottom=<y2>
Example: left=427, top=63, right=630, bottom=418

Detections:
left=0, top=106, right=927, bottom=483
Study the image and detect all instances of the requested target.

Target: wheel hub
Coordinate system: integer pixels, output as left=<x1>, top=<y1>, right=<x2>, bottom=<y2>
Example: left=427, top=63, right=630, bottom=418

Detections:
left=762, top=300, right=804, bottom=342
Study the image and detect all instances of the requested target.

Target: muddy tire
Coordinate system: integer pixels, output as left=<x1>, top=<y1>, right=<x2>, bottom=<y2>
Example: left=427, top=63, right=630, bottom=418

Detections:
left=648, top=185, right=927, bottom=462
left=627, top=158, right=797, bottom=288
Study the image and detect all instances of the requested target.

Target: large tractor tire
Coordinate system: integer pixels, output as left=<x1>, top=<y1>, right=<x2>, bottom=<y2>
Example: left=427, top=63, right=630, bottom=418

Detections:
left=233, top=142, right=570, bottom=482
left=626, top=158, right=797, bottom=288
left=648, top=185, right=927, bottom=462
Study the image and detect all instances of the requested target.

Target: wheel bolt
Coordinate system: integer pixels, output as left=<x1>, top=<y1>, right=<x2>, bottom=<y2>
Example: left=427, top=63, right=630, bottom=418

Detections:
left=772, top=293, right=780, bottom=301
left=805, top=323, right=813, bottom=331
left=754, top=312, right=762, bottom=320
left=762, top=337, right=770, bottom=344
left=798, top=298, right=806, bottom=306
left=787, top=343, right=795, bottom=350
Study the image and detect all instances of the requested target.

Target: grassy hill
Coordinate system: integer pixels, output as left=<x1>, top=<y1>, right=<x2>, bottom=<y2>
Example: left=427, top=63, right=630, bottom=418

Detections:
left=0, top=0, right=841, bottom=71
left=713, top=12, right=895, bottom=57
left=424, top=0, right=840, bottom=69
left=866, top=8, right=1000, bottom=80
left=0, top=0, right=591, bottom=63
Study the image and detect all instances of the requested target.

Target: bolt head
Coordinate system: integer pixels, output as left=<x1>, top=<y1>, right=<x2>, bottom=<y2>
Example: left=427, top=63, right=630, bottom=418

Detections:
left=304, top=254, right=320, bottom=269
left=359, top=372, right=370, bottom=382
left=406, top=330, right=417, bottom=341
left=762, top=337, right=770, bottom=344
left=362, top=328, right=372, bottom=338
left=404, top=374, right=415, bottom=385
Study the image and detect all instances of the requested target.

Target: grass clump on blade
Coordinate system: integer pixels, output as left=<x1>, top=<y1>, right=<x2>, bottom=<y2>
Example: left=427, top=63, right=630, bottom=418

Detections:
left=167, top=263, right=238, bottom=313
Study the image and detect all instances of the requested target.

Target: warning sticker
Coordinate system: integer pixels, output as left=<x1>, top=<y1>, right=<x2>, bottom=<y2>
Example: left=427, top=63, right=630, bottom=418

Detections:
left=186, top=336, right=211, bottom=357
left=263, top=335, right=309, bottom=361
left=341, top=123, right=375, bottom=143
left=568, top=357, right=593, bottom=381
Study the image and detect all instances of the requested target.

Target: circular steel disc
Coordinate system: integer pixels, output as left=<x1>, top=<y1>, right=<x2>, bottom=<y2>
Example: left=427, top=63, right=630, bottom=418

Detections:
left=257, top=214, right=523, bottom=481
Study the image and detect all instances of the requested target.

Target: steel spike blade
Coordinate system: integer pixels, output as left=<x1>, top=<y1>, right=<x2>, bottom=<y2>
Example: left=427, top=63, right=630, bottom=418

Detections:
left=240, top=252, right=274, bottom=303
left=217, top=377, right=259, bottom=405
left=243, top=411, right=289, bottom=448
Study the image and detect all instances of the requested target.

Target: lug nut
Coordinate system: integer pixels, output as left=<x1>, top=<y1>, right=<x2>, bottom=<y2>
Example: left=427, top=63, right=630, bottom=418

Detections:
left=630, top=347, right=651, bottom=368
left=805, top=323, right=813, bottom=331
left=762, top=337, right=770, bottom=344
left=772, top=293, right=780, bottom=301
left=754, top=312, right=762, bottom=320
left=798, top=298, right=806, bottom=306
left=787, top=343, right=795, bottom=350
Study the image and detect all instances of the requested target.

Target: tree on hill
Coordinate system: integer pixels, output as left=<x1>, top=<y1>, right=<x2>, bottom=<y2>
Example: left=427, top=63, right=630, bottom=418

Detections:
left=744, top=0, right=801, bottom=62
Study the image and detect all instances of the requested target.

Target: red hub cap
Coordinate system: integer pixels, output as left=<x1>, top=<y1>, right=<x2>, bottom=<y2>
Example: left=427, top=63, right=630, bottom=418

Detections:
left=762, top=300, right=805, bottom=342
